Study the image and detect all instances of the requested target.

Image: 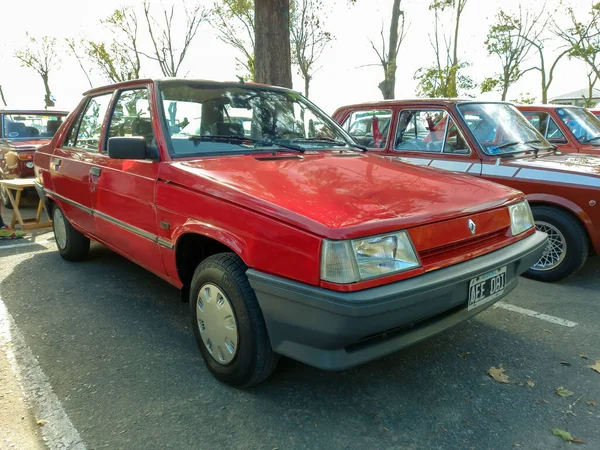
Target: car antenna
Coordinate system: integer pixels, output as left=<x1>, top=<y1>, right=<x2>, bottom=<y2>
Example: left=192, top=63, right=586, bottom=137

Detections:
left=237, top=76, right=245, bottom=84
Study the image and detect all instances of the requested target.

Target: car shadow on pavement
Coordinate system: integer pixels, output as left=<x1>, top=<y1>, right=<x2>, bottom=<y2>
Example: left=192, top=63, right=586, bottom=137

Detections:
left=1, top=246, right=598, bottom=450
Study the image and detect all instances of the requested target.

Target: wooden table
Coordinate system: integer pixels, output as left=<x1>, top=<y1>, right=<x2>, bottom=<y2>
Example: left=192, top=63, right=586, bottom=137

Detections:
left=0, top=178, right=52, bottom=230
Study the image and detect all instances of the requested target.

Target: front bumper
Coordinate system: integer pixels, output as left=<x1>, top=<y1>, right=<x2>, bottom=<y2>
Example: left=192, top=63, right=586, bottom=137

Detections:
left=248, top=230, right=547, bottom=370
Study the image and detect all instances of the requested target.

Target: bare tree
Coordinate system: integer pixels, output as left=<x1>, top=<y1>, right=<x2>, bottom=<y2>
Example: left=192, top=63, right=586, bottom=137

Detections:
left=415, top=0, right=473, bottom=98
left=65, top=38, right=93, bottom=88
left=368, top=0, right=407, bottom=99
left=254, top=0, right=293, bottom=88
left=0, top=86, right=7, bottom=107
left=143, top=0, right=208, bottom=77
left=212, top=0, right=255, bottom=80
left=290, top=0, right=333, bottom=98
left=481, top=7, right=544, bottom=100
left=14, top=34, right=60, bottom=108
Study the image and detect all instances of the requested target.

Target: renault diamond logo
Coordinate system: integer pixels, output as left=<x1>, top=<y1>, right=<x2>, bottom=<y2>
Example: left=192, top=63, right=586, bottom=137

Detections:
left=468, top=219, right=476, bottom=235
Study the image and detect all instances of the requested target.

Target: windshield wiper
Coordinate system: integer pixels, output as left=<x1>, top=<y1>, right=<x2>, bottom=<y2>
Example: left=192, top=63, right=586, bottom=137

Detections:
left=581, top=135, right=600, bottom=144
left=188, top=135, right=305, bottom=153
left=289, top=137, right=368, bottom=152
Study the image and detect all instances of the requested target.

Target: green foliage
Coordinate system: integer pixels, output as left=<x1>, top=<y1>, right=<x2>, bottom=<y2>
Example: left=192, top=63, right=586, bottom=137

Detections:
left=415, top=62, right=474, bottom=98
left=480, top=77, right=500, bottom=94
left=510, top=92, right=536, bottom=104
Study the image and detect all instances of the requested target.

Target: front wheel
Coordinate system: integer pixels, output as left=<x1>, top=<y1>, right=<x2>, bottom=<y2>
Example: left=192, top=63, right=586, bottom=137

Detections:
left=52, top=206, right=90, bottom=261
left=524, top=206, right=588, bottom=282
left=0, top=181, right=12, bottom=209
left=190, top=253, right=278, bottom=387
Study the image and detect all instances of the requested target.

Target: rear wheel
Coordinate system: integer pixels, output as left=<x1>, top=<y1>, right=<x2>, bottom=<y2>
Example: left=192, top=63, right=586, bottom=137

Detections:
left=52, top=206, right=90, bottom=261
left=524, top=206, right=588, bottom=282
left=190, top=253, right=278, bottom=387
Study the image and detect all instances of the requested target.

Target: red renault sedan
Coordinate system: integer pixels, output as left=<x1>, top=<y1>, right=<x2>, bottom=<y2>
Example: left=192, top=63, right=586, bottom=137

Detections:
left=34, top=79, right=546, bottom=386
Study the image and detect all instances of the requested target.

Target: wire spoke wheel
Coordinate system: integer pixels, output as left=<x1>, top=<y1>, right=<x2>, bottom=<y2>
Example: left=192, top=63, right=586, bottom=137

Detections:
left=532, top=221, right=567, bottom=271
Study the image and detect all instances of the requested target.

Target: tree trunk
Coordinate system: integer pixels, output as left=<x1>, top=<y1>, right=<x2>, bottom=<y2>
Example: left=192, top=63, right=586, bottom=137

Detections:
left=501, top=81, right=509, bottom=101
left=0, top=85, right=7, bottom=107
left=41, top=73, right=55, bottom=108
left=304, top=75, right=310, bottom=98
left=379, top=0, right=401, bottom=100
left=254, top=0, right=292, bottom=88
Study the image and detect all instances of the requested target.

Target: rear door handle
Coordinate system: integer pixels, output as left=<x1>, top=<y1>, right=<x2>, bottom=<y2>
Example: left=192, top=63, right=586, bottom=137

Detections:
left=89, top=167, right=102, bottom=177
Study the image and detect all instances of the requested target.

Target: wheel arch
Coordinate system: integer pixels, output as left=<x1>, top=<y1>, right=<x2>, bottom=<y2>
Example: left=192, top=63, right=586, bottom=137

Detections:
left=525, top=193, right=596, bottom=256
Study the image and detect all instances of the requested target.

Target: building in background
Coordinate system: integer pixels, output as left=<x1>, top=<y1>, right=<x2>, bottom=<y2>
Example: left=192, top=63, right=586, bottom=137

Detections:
left=549, top=88, right=600, bottom=107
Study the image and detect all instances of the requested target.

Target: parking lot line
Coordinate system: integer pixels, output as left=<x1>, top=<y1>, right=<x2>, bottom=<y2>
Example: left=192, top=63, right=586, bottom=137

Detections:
left=0, top=298, right=86, bottom=450
left=0, top=240, right=52, bottom=250
left=494, top=301, right=578, bottom=328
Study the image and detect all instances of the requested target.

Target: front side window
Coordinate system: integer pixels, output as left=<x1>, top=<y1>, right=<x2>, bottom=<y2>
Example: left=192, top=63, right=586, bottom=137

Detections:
left=107, top=89, right=156, bottom=148
left=3, top=113, right=67, bottom=140
left=394, top=110, right=469, bottom=154
left=556, top=107, right=600, bottom=145
left=65, top=94, right=113, bottom=152
left=343, top=109, right=392, bottom=149
left=457, top=103, right=553, bottom=155
left=158, top=81, right=353, bottom=157
left=522, top=111, right=567, bottom=144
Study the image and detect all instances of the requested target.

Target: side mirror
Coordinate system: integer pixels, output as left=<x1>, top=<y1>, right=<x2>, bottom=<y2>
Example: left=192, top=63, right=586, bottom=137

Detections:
left=107, top=137, right=149, bottom=160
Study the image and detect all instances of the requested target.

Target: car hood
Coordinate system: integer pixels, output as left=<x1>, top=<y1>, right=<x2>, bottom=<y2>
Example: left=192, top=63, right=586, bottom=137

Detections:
left=502, top=153, right=600, bottom=185
left=163, top=152, right=521, bottom=239
left=2, top=139, right=51, bottom=150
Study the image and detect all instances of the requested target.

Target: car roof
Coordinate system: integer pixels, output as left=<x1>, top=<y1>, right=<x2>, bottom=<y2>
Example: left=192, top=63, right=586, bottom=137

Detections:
left=516, top=104, right=584, bottom=110
left=0, top=109, right=69, bottom=115
left=336, top=98, right=512, bottom=109
left=83, top=77, right=298, bottom=96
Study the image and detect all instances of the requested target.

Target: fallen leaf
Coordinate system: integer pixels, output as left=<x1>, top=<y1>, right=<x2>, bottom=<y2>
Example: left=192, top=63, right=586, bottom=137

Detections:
left=488, top=365, right=509, bottom=384
left=587, top=400, right=597, bottom=406
left=458, top=352, right=471, bottom=358
left=555, top=386, right=573, bottom=397
left=579, top=353, right=589, bottom=359
left=36, top=420, right=47, bottom=426
left=527, top=381, right=535, bottom=388
left=589, top=360, right=600, bottom=373
left=559, top=361, right=572, bottom=366
left=552, top=429, right=573, bottom=441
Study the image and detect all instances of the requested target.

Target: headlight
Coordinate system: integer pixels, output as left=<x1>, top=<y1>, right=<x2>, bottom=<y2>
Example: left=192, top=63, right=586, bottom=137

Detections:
left=508, top=201, right=534, bottom=236
left=321, top=231, right=420, bottom=283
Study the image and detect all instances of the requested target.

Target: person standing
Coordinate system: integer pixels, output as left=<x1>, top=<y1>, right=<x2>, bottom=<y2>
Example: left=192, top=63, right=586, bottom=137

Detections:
left=0, top=205, right=24, bottom=239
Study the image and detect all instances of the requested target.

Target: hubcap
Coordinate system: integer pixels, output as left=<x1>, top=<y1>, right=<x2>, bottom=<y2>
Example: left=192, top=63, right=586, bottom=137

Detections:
left=196, top=283, right=238, bottom=365
left=532, top=221, right=567, bottom=271
left=53, top=208, right=68, bottom=250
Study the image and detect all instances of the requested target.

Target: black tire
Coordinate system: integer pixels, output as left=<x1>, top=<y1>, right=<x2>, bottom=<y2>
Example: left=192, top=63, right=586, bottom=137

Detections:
left=190, top=253, right=278, bottom=387
left=52, top=206, right=90, bottom=261
left=524, top=205, right=588, bottom=282
left=0, top=183, right=13, bottom=209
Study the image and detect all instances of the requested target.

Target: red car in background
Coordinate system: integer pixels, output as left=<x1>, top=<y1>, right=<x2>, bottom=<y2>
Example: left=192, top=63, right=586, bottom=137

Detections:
left=0, top=109, right=68, bottom=207
left=589, top=109, right=600, bottom=120
left=333, top=100, right=600, bottom=283
left=516, top=105, right=600, bottom=156
left=33, top=79, right=546, bottom=386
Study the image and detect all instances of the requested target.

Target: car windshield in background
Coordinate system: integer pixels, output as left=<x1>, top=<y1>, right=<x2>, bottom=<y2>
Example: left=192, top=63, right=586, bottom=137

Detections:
left=556, top=107, right=600, bottom=144
left=158, top=82, right=352, bottom=156
left=3, top=113, right=65, bottom=140
left=457, top=103, right=554, bottom=156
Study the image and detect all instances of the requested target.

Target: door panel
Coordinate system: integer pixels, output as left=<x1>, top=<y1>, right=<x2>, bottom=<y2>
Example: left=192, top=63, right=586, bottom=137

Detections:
left=90, top=87, right=165, bottom=276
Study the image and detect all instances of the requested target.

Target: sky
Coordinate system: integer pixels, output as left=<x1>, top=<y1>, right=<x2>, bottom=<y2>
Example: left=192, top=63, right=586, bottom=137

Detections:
left=0, top=0, right=596, bottom=115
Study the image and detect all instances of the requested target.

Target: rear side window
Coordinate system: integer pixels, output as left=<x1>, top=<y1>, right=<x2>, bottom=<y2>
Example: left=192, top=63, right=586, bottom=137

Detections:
left=343, top=109, right=392, bottom=149
left=522, top=111, right=567, bottom=144
left=64, top=93, right=113, bottom=152
left=107, top=89, right=156, bottom=148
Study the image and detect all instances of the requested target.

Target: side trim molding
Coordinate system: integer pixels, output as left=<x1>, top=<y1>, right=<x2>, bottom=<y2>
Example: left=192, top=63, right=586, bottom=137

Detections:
left=45, top=188, right=175, bottom=250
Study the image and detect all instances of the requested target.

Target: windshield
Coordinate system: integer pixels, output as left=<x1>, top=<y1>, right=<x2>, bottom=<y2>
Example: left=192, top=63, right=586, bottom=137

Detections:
left=2, top=113, right=66, bottom=140
left=158, top=81, right=353, bottom=156
left=555, top=107, right=600, bottom=144
left=457, top=103, right=553, bottom=155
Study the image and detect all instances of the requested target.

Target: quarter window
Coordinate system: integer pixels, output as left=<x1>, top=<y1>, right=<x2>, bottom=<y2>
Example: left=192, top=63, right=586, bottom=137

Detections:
left=107, top=89, right=156, bottom=148
left=343, top=109, right=392, bottom=149
left=522, top=111, right=567, bottom=144
left=395, top=109, right=468, bottom=154
left=65, top=94, right=113, bottom=152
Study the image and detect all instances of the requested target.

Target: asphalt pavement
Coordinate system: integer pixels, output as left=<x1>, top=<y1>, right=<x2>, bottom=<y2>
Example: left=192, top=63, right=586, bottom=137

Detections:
left=0, top=212, right=599, bottom=450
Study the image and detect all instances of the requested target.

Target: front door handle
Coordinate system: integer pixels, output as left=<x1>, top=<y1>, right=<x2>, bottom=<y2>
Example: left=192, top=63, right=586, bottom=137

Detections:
left=51, top=158, right=62, bottom=171
left=89, top=167, right=102, bottom=177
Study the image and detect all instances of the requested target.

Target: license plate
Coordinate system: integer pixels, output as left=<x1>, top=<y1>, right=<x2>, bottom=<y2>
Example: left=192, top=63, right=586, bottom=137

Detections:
left=468, top=266, right=507, bottom=311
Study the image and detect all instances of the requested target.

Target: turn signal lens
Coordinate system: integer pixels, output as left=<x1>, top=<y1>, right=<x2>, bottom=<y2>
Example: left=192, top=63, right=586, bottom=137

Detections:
left=18, top=153, right=34, bottom=161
